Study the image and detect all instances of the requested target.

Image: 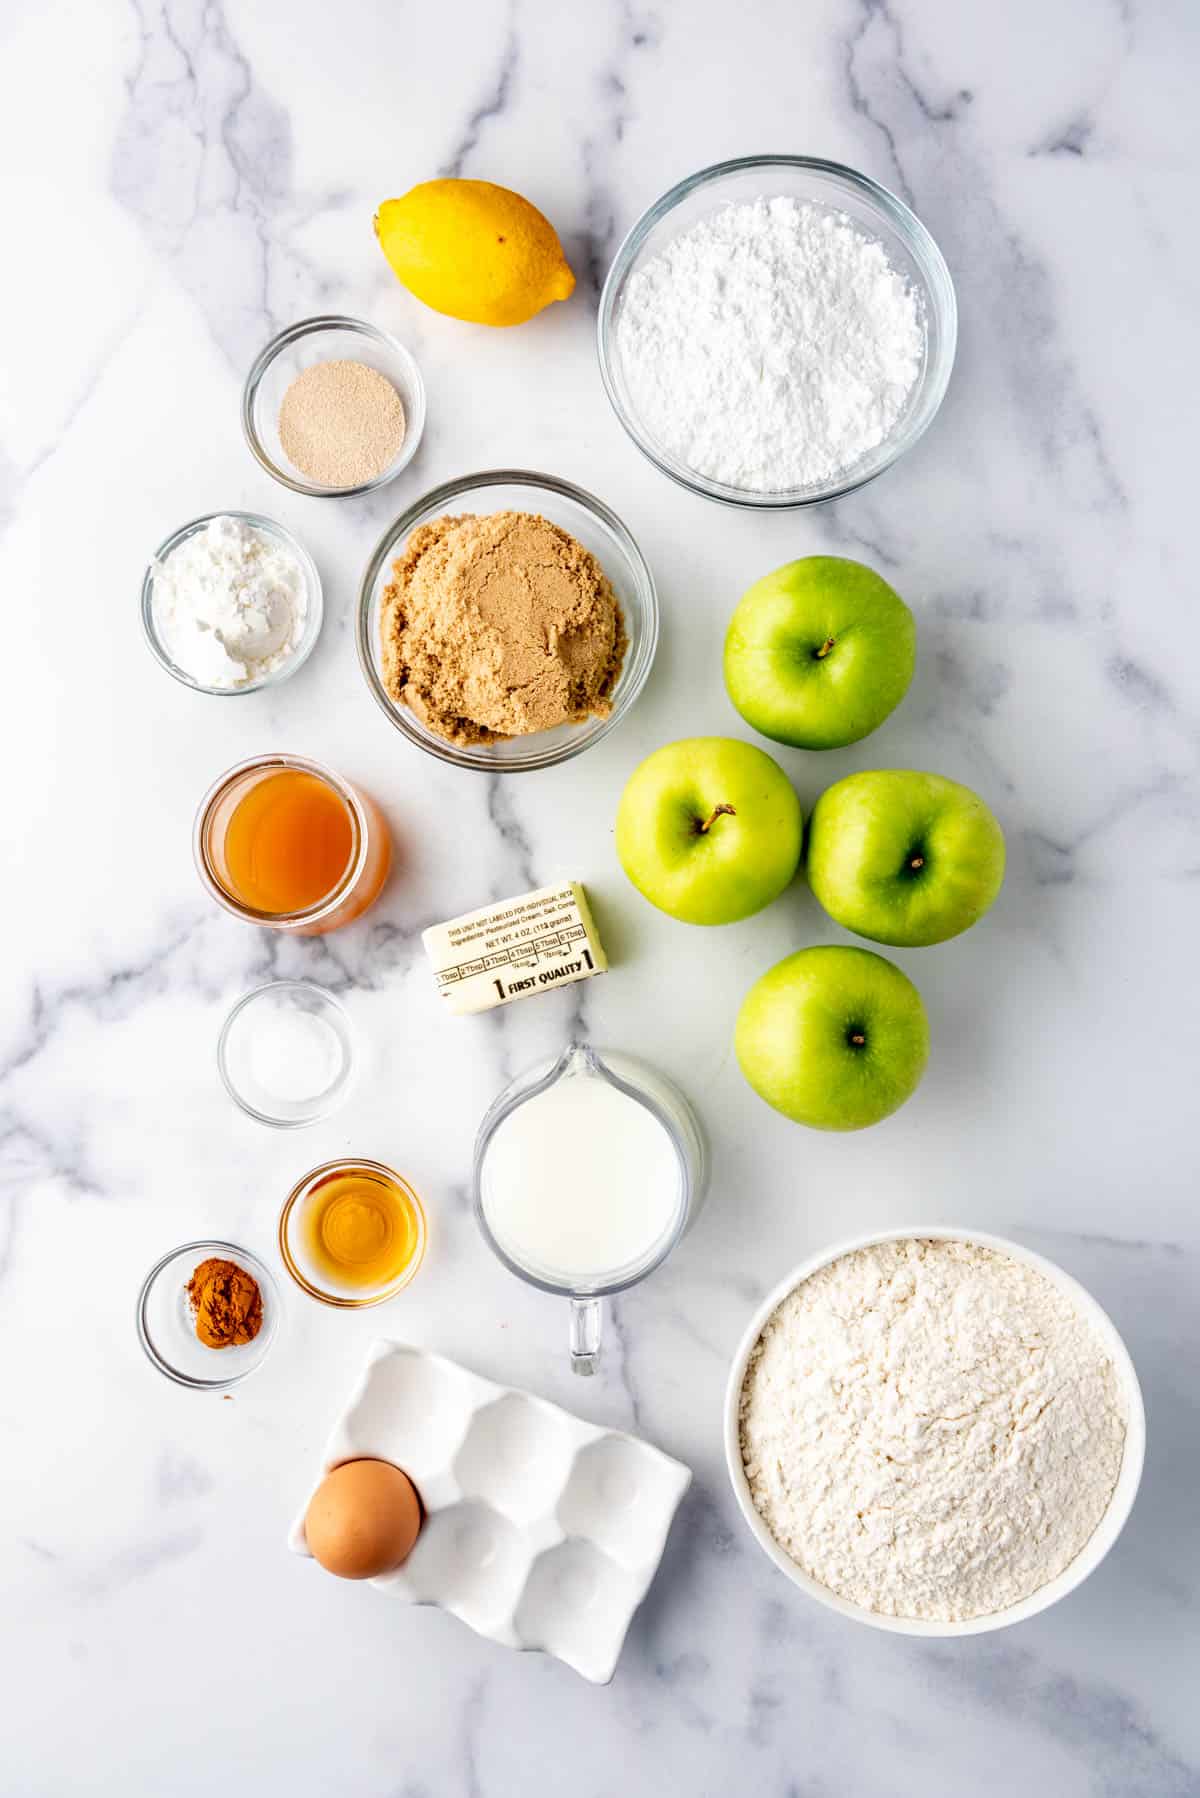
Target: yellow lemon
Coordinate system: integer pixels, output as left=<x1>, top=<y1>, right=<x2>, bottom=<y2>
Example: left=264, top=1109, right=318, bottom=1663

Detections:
left=374, top=179, right=575, bottom=328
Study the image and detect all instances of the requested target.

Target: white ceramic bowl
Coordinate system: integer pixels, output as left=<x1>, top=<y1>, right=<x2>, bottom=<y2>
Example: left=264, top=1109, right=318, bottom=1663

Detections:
left=723, top=1226, right=1145, bottom=1636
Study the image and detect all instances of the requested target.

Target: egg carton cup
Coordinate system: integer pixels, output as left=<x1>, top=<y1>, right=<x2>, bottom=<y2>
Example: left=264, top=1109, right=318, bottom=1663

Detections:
left=289, top=1340, right=691, bottom=1683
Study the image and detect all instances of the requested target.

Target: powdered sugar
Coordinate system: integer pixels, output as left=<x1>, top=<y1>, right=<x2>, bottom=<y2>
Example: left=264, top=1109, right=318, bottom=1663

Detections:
left=739, top=1238, right=1127, bottom=1622
left=616, top=195, right=925, bottom=492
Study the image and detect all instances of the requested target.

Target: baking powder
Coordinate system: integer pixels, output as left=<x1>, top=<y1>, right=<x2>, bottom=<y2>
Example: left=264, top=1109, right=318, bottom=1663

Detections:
left=739, top=1239, right=1127, bottom=1621
left=617, top=195, right=924, bottom=491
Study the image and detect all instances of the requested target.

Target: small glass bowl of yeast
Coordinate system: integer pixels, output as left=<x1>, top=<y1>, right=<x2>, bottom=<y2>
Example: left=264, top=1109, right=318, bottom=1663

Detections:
left=242, top=315, right=426, bottom=498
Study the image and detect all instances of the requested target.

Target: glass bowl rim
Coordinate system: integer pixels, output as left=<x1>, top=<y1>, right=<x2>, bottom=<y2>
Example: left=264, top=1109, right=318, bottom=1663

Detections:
left=141, top=509, right=324, bottom=696
left=596, top=153, right=958, bottom=510
left=355, top=467, right=660, bottom=773
left=278, top=1156, right=428, bottom=1308
left=136, top=1238, right=282, bottom=1389
left=241, top=312, right=427, bottom=498
left=217, top=980, right=357, bottom=1129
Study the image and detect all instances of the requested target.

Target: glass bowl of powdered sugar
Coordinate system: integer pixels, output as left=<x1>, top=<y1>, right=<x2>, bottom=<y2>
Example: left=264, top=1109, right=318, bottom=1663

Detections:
left=598, top=156, right=957, bottom=508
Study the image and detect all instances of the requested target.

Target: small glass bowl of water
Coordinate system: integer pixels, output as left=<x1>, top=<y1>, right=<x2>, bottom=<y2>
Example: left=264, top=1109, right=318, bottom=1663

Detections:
left=218, top=982, right=356, bottom=1127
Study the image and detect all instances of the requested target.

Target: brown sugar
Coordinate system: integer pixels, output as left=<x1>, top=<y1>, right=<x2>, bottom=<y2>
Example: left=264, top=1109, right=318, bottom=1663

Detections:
left=379, top=511, right=627, bottom=745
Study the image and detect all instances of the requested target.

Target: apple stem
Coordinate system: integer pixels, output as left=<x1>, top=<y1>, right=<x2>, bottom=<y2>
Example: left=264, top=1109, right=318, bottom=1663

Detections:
left=850, top=1033, right=866, bottom=1047
left=696, top=803, right=736, bottom=835
left=910, top=855, right=924, bottom=870
left=815, top=637, right=836, bottom=659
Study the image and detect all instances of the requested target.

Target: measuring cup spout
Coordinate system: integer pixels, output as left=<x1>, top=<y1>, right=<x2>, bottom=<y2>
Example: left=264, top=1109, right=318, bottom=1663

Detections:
left=569, top=1297, right=602, bottom=1375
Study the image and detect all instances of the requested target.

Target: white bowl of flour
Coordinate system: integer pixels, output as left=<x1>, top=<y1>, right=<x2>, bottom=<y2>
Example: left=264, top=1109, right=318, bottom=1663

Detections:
left=599, top=156, right=956, bottom=508
left=723, top=1228, right=1144, bottom=1635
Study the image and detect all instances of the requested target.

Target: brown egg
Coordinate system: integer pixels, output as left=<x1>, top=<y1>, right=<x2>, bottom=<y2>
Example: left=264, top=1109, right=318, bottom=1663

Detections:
left=304, top=1458, right=422, bottom=1579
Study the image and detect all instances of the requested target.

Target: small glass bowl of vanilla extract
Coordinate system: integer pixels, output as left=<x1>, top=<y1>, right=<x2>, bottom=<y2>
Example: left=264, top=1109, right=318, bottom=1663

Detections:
left=278, top=1158, right=427, bottom=1308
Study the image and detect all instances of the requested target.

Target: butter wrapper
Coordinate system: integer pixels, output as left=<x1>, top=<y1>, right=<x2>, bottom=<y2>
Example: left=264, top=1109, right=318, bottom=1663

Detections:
left=422, top=881, right=609, bottom=1016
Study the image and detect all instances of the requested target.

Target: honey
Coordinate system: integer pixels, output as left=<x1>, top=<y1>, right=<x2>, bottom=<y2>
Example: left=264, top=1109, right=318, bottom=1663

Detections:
left=299, top=1163, right=425, bottom=1293
left=197, top=754, right=392, bottom=935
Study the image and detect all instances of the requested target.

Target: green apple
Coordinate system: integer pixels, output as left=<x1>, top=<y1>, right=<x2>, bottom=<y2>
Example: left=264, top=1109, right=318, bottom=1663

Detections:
left=736, top=945, right=929, bottom=1130
left=724, top=557, right=916, bottom=750
left=615, top=737, right=802, bottom=925
left=807, top=770, right=1006, bottom=947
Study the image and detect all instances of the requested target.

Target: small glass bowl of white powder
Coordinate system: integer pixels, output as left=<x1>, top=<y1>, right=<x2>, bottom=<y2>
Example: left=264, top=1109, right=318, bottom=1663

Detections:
left=598, top=156, right=957, bottom=508
left=218, top=982, right=356, bottom=1127
left=142, top=511, right=323, bottom=695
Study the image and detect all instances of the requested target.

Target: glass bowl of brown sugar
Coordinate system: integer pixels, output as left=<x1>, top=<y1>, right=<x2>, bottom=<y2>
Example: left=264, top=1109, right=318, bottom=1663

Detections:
left=356, top=469, right=659, bottom=773
left=243, top=315, right=426, bottom=498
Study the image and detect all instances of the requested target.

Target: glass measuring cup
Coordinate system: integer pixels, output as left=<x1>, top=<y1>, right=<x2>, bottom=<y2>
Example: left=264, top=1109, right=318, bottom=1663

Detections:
left=473, top=1042, right=707, bottom=1374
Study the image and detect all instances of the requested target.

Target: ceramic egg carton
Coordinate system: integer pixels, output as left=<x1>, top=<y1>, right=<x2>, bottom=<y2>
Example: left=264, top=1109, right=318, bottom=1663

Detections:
left=289, top=1340, right=691, bottom=1683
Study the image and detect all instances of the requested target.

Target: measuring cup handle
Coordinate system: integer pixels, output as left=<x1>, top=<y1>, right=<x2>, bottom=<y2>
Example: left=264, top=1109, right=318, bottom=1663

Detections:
left=569, top=1297, right=602, bottom=1376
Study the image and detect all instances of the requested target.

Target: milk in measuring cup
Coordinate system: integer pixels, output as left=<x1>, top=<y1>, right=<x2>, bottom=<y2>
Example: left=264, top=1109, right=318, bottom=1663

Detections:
left=479, top=1060, right=682, bottom=1287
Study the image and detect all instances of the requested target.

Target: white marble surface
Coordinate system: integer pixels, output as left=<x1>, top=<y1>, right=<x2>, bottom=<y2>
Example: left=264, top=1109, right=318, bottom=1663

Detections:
left=3, top=0, right=1198, bottom=1791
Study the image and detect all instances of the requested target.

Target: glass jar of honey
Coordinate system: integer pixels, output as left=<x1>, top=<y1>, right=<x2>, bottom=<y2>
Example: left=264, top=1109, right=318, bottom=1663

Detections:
left=195, top=753, right=391, bottom=935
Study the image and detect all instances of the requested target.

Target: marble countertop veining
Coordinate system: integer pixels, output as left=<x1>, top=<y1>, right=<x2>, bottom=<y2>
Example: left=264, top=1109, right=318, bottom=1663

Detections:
left=3, top=0, right=1199, bottom=1792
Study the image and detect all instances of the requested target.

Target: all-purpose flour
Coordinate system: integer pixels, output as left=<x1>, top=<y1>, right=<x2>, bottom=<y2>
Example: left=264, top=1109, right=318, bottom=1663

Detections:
left=617, top=195, right=924, bottom=491
left=739, top=1239, right=1127, bottom=1621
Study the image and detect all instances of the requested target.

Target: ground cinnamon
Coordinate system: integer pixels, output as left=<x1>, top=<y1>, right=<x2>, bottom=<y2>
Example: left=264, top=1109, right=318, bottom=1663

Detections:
left=186, top=1257, right=263, bottom=1349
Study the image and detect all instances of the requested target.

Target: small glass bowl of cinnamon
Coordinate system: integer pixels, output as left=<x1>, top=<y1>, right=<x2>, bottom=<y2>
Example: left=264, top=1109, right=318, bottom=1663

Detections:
left=136, top=1240, right=281, bottom=1390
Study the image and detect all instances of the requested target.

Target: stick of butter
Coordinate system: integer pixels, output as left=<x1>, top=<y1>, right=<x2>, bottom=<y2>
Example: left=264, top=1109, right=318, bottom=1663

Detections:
left=422, top=881, right=609, bottom=1016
